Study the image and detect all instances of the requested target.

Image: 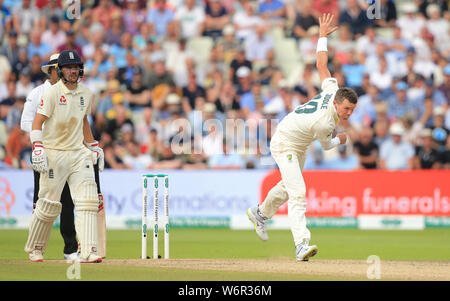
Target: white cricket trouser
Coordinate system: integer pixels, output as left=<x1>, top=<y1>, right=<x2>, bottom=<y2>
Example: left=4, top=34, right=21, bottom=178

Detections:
left=25, top=147, right=99, bottom=257
left=259, top=150, right=311, bottom=246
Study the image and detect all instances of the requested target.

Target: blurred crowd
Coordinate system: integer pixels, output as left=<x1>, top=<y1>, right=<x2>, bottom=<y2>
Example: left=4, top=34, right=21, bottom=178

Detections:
left=0, top=0, right=449, bottom=171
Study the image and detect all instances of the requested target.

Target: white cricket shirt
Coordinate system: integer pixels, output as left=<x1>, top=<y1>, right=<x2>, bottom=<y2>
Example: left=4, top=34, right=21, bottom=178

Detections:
left=37, top=80, right=93, bottom=151
left=270, top=78, right=340, bottom=153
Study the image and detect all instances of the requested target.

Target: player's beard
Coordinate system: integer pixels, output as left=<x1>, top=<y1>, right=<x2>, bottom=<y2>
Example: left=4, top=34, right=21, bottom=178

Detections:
left=63, top=71, right=81, bottom=84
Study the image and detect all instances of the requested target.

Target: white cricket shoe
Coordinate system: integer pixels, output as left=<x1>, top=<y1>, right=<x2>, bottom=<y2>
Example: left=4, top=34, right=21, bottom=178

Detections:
left=296, top=244, right=318, bottom=261
left=29, top=249, right=44, bottom=262
left=64, top=252, right=80, bottom=261
left=80, top=253, right=102, bottom=263
left=247, top=206, right=269, bottom=241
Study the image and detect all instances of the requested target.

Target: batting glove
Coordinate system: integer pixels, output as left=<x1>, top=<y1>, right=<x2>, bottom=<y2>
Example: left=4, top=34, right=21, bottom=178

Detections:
left=86, top=141, right=104, bottom=172
left=31, top=143, right=48, bottom=173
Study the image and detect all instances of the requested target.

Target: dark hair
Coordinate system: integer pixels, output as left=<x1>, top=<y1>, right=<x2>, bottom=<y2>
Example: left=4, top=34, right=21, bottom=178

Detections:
left=335, top=87, right=358, bottom=104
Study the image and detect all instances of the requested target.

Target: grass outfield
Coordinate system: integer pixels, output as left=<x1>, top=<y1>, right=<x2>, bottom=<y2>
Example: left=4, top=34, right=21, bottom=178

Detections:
left=0, top=228, right=449, bottom=281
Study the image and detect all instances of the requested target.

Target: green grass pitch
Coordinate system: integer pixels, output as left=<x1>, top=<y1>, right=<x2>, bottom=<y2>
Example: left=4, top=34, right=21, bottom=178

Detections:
left=0, top=228, right=449, bottom=281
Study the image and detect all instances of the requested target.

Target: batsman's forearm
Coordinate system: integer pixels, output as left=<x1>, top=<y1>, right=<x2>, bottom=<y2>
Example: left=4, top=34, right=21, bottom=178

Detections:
left=83, top=116, right=95, bottom=144
left=31, top=113, right=47, bottom=131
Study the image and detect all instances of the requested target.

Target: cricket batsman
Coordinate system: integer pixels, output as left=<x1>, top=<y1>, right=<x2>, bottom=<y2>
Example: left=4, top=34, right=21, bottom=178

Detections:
left=21, top=53, right=106, bottom=260
left=24, top=50, right=104, bottom=263
left=247, top=14, right=358, bottom=261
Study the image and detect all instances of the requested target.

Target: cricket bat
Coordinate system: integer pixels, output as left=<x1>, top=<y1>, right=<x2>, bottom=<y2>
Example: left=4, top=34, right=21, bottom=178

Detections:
left=94, top=163, right=106, bottom=258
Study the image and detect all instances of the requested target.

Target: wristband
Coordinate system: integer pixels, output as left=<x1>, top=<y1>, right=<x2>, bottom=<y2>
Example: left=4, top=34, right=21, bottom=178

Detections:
left=86, top=141, right=99, bottom=148
left=30, top=130, right=43, bottom=144
left=316, top=37, right=328, bottom=53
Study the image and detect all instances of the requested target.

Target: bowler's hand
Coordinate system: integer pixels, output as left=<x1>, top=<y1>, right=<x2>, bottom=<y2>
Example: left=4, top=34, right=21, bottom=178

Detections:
left=336, top=133, right=347, bottom=144
left=319, top=13, right=339, bottom=38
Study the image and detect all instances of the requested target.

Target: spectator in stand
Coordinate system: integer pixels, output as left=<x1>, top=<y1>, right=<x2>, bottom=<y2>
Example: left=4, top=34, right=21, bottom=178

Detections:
left=27, top=29, right=52, bottom=61
left=144, top=51, right=176, bottom=110
left=203, top=0, right=230, bottom=40
left=438, top=65, right=450, bottom=104
left=425, top=4, right=449, bottom=55
left=341, top=49, right=366, bottom=90
left=353, top=126, right=379, bottom=169
left=373, top=115, right=390, bottom=147
left=396, top=3, right=425, bottom=41
left=0, top=53, right=11, bottom=83
left=105, top=11, right=125, bottom=46
left=312, top=0, right=339, bottom=25
left=355, top=26, right=378, bottom=59
left=122, top=0, right=146, bottom=35
left=258, top=0, right=286, bottom=26
left=174, top=0, right=205, bottom=39
left=209, top=139, right=244, bottom=169
left=235, top=66, right=252, bottom=98
left=349, top=84, right=378, bottom=128
left=244, top=23, right=274, bottom=64
left=135, top=107, right=157, bottom=145
left=123, top=140, right=153, bottom=169
left=413, top=128, right=442, bottom=169
left=182, top=72, right=206, bottom=110
left=292, top=0, right=318, bottom=40
left=82, top=24, right=109, bottom=62
left=92, top=0, right=122, bottom=30
left=109, top=32, right=141, bottom=70
left=28, top=54, right=46, bottom=85
left=1, top=30, right=20, bottom=65
left=38, top=0, right=63, bottom=24
left=0, top=80, right=16, bottom=120
left=105, top=101, right=135, bottom=143
left=41, top=15, right=66, bottom=52
left=386, top=81, right=421, bottom=121
left=339, top=0, right=372, bottom=37
left=0, top=0, right=12, bottom=39
left=240, top=81, right=269, bottom=119
left=418, top=0, right=449, bottom=18
left=369, top=56, right=393, bottom=92
left=298, top=25, right=320, bottom=63
left=57, top=29, right=83, bottom=58
left=429, top=106, right=449, bottom=152
left=233, top=0, right=263, bottom=42
left=257, top=49, right=282, bottom=86
left=379, top=122, right=415, bottom=170
left=304, top=141, right=334, bottom=170
left=124, top=67, right=152, bottom=110
left=373, top=0, right=397, bottom=28
left=328, top=144, right=359, bottom=170
left=217, top=24, right=239, bottom=65
left=441, top=135, right=450, bottom=169
left=330, top=24, right=355, bottom=63
left=15, top=67, right=34, bottom=99
left=84, top=47, right=113, bottom=80
left=11, top=0, right=40, bottom=35
left=147, top=0, right=175, bottom=38
left=229, top=46, right=252, bottom=86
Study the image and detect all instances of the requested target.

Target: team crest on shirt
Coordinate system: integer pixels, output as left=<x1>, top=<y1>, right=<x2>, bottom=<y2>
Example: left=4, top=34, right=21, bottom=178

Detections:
left=59, top=95, right=67, bottom=105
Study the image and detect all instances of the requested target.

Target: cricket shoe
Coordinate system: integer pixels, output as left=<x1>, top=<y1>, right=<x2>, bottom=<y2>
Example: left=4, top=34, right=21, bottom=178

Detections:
left=29, top=249, right=44, bottom=262
left=64, top=252, right=80, bottom=261
left=296, top=244, right=318, bottom=261
left=247, top=206, right=269, bottom=241
left=80, top=253, right=102, bottom=263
